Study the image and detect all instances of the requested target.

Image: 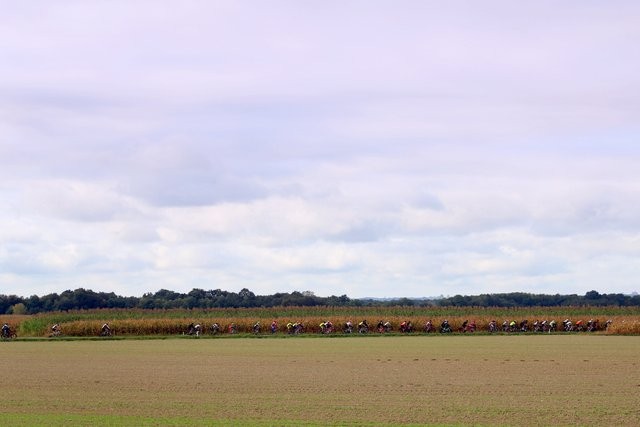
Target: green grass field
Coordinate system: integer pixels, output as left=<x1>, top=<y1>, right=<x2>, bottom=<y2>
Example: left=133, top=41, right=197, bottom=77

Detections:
left=2, top=336, right=639, bottom=426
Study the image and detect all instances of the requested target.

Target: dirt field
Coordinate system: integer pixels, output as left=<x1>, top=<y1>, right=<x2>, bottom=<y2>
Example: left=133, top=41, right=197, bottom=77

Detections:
left=2, top=336, right=639, bottom=426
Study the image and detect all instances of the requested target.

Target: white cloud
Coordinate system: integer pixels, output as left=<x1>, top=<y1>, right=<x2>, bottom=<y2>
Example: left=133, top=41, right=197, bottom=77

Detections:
left=1, top=1, right=639, bottom=297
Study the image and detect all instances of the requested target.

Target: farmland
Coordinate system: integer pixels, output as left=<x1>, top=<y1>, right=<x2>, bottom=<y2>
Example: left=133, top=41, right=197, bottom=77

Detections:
left=4, top=306, right=640, bottom=337
left=1, top=336, right=639, bottom=426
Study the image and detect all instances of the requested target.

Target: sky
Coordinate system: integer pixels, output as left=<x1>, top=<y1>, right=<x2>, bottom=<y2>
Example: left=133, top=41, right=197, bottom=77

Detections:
left=1, top=1, right=639, bottom=298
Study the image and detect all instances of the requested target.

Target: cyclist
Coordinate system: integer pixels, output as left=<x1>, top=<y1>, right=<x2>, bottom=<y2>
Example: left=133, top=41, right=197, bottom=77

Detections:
left=440, top=319, right=452, bottom=333
left=51, top=323, right=61, bottom=336
left=424, top=320, right=435, bottom=333
left=325, top=321, right=333, bottom=333
left=210, top=323, right=220, bottom=334
left=101, top=323, right=111, bottom=336
left=344, top=321, right=353, bottom=333
left=358, top=320, right=369, bottom=334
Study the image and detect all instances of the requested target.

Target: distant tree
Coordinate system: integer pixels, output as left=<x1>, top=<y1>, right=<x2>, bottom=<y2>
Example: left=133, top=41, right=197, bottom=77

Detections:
left=0, top=294, right=24, bottom=314
left=72, top=288, right=102, bottom=309
left=239, top=288, right=256, bottom=307
left=26, top=295, right=43, bottom=314
left=155, top=289, right=183, bottom=301
left=2, top=288, right=640, bottom=313
left=585, top=290, right=601, bottom=300
left=9, top=303, right=27, bottom=315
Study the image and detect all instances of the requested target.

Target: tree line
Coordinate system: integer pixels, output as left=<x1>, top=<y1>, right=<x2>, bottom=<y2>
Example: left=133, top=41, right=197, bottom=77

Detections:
left=434, top=290, right=640, bottom=307
left=1, top=288, right=638, bottom=315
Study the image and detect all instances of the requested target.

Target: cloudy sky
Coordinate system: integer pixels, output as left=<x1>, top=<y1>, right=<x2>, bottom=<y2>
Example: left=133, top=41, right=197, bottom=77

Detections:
left=1, top=2, right=639, bottom=298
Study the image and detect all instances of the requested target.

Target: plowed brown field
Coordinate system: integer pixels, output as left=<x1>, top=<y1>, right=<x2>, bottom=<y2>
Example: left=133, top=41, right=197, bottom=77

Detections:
left=2, top=336, right=639, bottom=426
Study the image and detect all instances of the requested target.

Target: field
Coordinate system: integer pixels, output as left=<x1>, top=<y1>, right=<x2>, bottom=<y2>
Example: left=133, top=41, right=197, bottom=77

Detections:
left=2, top=336, right=639, bottom=426
left=5, top=306, right=640, bottom=337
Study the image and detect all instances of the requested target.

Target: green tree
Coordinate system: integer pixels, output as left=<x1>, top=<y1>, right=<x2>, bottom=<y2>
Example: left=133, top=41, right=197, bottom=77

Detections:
left=9, top=303, right=27, bottom=314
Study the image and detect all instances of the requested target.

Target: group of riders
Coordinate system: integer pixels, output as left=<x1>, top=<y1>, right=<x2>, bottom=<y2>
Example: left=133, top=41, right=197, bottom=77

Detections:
left=193, top=318, right=611, bottom=335
left=0, top=318, right=613, bottom=339
left=181, top=319, right=417, bottom=336
left=434, top=319, right=611, bottom=334
left=484, top=318, right=612, bottom=333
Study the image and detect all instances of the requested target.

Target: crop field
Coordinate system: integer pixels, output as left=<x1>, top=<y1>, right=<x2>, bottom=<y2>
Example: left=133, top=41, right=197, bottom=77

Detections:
left=2, top=336, right=639, bottom=426
left=5, top=306, right=640, bottom=337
